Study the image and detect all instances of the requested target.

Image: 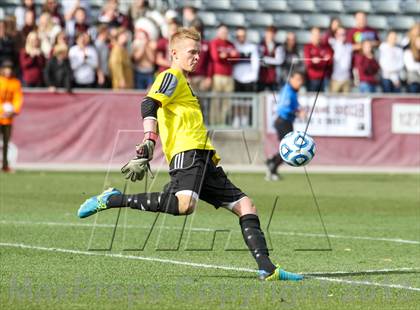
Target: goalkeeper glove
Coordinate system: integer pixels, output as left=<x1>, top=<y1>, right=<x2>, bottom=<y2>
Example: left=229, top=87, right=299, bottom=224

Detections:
left=121, top=138, right=155, bottom=182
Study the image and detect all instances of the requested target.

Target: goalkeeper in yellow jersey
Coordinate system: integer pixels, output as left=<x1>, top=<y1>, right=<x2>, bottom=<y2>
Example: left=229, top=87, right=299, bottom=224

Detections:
left=78, top=28, right=302, bottom=281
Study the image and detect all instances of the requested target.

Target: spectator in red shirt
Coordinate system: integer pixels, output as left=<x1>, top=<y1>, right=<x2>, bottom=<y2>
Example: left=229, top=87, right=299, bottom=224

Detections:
left=189, top=21, right=212, bottom=93
left=155, top=22, right=179, bottom=73
left=347, top=11, right=379, bottom=52
left=209, top=24, right=239, bottom=125
left=354, top=40, right=380, bottom=93
left=19, top=31, right=45, bottom=87
left=258, top=26, right=284, bottom=91
left=303, top=27, right=333, bottom=92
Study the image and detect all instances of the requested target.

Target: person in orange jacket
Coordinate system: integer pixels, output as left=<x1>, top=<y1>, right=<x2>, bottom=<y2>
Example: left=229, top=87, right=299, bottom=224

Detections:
left=0, top=60, right=23, bottom=172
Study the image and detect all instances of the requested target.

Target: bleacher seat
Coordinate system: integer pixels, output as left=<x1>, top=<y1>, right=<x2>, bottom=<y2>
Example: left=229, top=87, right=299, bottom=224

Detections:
left=181, top=0, right=203, bottom=9
left=90, top=0, right=104, bottom=9
left=198, top=11, right=218, bottom=27
left=367, top=15, right=389, bottom=30
left=316, top=0, right=344, bottom=13
left=305, top=14, right=331, bottom=29
left=217, top=12, right=246, bottom=27
left=3, top=0, right=20, bottom=4
left=344, top=0, right=372, bottom=13
left=204, top=27, right=217, bottom=41
left=288, top=0, right=316, bottom=13
left=260, top=0, right=288, bottom=12
left=339, top=15, right=356, bottom=28
left=247, top=12, right=274, bottom=27
left=372, top=1, right=401, bottom=14
left=402, top=1, right=420, bottom=15
left=295, top=30, right=312, bottom=44
left=274, top=30, right=287, bottom=43
left=275, top=13, right=303, bottom=29
left=388, top=16, right=416, bottom=31
left=246, top=29, right=261, bottom=44
left=232, top=0, right=260, bottom=12
left=203, top=0, right=231, bottom=11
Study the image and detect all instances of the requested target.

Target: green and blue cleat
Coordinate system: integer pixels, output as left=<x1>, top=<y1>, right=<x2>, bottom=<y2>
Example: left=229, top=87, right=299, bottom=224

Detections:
left=78, top=188, right=121, bottom=218
left=258, top=265, right=304, bottom=281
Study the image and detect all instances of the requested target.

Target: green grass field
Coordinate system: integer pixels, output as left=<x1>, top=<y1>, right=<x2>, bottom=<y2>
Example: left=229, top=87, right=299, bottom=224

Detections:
left=0, top=170, right=419, bottom=309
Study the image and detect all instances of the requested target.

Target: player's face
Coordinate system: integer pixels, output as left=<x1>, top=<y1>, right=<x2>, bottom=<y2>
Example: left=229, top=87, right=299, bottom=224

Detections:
left=290, top=74, right=304, bottom=90
left=2, top=67, right=12, bottom=78
left=173, top=38, right=201, bottom=73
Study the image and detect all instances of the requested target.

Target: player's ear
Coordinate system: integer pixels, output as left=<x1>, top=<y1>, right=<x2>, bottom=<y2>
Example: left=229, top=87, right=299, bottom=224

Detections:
left=170, top=47, right=178, bottom=60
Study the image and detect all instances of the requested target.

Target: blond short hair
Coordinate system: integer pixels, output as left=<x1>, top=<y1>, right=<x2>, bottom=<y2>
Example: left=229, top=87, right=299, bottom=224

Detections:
left=169, top=28, right=201, bottom=49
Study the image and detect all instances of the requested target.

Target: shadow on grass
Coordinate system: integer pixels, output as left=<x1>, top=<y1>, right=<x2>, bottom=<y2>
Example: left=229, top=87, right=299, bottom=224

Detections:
left=304, top=270, right=420, bottom=278
left=165, top=274, right=257, bottom=280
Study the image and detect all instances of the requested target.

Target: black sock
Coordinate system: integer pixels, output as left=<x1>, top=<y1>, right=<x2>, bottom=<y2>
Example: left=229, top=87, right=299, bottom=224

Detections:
left=271, top=154, right=283, bottom=173
left=240, top=214, right=276, bottom=274
left=107, top=191, right=179, bottom=215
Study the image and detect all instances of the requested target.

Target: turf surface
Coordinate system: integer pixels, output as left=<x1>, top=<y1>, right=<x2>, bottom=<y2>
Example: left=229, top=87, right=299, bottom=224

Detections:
left=0, top=170, right=419, bottom=309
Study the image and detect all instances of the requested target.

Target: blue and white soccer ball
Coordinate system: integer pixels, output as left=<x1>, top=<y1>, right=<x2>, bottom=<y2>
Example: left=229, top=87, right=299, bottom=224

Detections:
left=279, top=131, right=316, bottom=167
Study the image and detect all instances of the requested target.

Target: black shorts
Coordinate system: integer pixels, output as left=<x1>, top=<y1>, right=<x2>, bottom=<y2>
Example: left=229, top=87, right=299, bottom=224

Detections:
left=274, top=117, right=294, bottom=141
left=167, top=149, right=246, bottom=209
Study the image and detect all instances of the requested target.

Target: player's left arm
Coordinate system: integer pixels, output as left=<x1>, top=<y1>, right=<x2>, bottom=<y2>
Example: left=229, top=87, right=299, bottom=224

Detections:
left=121, top=72, right=178, bottom=182
left=121, top=96, right=160, bottom=182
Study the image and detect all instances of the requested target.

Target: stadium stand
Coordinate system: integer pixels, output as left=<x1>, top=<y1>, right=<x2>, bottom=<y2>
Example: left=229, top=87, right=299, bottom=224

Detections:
left=367, top=15, right=389, bottom=31
left=260, top=0, right=289, bottom=12
left=316, top=1, right=344, bottom=14
left=288, top=0, right=317, bottom=13
left=231, top=0, right=260, bottom=12
left=0, top=0, right=418, bottom=93
left=344, top=1, right=372, bottom=14
left=305, top=14, right=332, bottom=29
left=275, top=13, right=303, bottom=29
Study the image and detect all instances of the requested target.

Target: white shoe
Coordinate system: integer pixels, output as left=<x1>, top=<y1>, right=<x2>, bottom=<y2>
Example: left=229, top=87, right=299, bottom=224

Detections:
left=265, top=170, right=279, bottom=181
left=232, top=117, right=240, bottom=128
left=241, top=116, right=249, bottom=127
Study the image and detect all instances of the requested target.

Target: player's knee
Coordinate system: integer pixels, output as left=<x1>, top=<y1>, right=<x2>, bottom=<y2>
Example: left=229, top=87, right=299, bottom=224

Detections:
left=178, top=200, right=196, bottom=215
left=176, top=194, right=198, bottom=215
left=233, top=197, right=258, bottom=217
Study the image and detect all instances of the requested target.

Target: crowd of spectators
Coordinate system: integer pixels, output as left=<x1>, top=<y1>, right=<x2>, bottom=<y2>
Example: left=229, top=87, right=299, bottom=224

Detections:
left=0, top=0, right=419, bottom=94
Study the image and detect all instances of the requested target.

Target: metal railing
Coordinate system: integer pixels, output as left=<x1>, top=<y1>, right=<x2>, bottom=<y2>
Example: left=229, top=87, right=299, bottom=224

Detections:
left=196, top=92, right=260, bottom=129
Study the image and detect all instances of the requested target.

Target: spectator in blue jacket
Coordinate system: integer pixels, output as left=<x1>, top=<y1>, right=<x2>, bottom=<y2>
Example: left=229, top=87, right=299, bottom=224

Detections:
left=265, top=71, right=305, bottom=181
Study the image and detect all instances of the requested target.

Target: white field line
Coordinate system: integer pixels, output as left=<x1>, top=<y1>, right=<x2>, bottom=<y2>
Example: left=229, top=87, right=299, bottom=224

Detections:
left=0, top=242, right=419, bottom=292
left=1, top=219, right=419, bottom=245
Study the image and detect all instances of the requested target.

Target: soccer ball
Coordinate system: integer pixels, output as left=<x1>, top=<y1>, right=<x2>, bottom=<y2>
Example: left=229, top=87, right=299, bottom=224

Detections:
left=279, top=131, right=316, bottom=167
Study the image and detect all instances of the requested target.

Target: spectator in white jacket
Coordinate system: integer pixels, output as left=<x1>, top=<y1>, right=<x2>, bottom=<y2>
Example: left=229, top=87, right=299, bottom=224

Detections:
left=69, top=32, right=98, bottom=88
left=329, top=27, right=353, bottom=93
left=403, top=35, right=420, bottom=93
left=379, top=31, right=404, bottom=93
left=233, top=27, right=260, bottom=127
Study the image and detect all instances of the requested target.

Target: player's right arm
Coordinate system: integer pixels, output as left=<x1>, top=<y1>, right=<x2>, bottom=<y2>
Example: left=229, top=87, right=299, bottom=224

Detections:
left=121, top=71, right=178, bottom=182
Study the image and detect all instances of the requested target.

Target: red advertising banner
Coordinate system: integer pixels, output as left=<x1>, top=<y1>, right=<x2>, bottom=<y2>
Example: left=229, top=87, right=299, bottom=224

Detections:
left=265, top=96, right=420, bottom=166
left=7, top=91, right=420, bottom=167
left=11, top=91, right=165, bottom=165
